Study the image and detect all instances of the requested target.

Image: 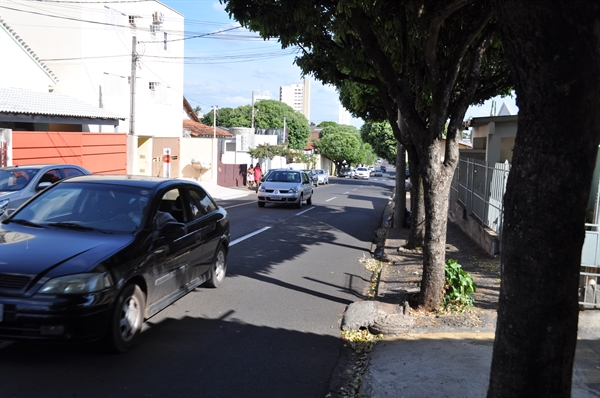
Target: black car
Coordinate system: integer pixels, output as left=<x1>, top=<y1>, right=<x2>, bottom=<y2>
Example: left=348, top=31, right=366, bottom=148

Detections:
left=0, top=175, right=230, bottom=352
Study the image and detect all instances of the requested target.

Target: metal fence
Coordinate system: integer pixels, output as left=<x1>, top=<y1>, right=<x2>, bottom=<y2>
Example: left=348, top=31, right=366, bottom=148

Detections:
left=450, top=158, right=510, bottom=236
left=450, top=158, right=599, bottom=307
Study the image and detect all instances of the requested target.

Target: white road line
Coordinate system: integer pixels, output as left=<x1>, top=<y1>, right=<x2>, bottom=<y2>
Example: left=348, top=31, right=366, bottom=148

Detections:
left=230, top=227, right=271, bottom=246
left=343, top=192, right=350, bottom=194
left=326, top=197, right=337, bottom=202
left=295, top=206, right=315, bottom=216
left=223, top=201, right=254, bottom=210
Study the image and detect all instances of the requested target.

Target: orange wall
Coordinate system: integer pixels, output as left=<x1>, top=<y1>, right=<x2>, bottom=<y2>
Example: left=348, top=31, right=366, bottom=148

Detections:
left=12, top=132, right=127, bottom=174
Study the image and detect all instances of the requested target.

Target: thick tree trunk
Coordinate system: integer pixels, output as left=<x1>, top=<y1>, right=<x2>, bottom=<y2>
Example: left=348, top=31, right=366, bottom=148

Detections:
left=417, top=140, right=455, bottom=311
left=394, top=141, right=406, bottom=229
left=488, top=1, right=600, bottom=396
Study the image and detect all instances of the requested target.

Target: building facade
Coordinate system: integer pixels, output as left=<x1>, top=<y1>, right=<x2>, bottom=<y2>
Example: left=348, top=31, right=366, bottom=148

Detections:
left=280, top=79, right=310, bottom=121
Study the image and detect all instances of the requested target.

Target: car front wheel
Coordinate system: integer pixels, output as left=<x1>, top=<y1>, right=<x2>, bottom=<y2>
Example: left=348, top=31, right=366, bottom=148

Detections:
left=205, top=245, right=227, bottom=288
left=258, top=201, right=265, bottom=208
left=106, top=284, right=145, bottom=353
left=307, top=195, right=312, bottom=205
left=296, top=194, right=303, bottom=209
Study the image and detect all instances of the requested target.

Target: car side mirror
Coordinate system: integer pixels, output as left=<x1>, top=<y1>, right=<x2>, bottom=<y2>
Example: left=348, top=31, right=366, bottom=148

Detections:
left=159, top=221, right=186, bottom=237
left=36, top=182, right=52, bottom=191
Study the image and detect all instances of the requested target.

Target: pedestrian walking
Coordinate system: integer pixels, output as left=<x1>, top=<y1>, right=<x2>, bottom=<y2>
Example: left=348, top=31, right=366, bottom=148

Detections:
left=253, top=163, right=262, bottom=192
left=247, top=165, right=255, bottom=188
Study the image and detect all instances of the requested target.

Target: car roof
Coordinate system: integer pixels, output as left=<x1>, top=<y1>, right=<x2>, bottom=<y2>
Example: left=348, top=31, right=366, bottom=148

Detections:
left=59, top=174, right=197, bottom=189
left=0, top=164, right=85, bottom=171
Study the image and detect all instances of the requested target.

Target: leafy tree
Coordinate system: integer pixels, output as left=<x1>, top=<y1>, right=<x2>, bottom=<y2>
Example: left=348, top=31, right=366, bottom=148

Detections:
left=314, top=131, right=362, bottom=174
left=201, top=100, right=310, bottom=150
left=488, top=1, right=600, bottom=395
left=223, top=0, right=512, bottom=310
left=317, top=121, right=338, bottom=128
left=193, top=106, right=202, bottom=115
left=360, top=121, right=396, bottom=162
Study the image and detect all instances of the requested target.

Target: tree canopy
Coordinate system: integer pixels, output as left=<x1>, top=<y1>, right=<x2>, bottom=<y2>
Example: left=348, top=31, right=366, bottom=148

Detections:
left=360, top=121, right=397, bottom=162
left=201, top=100, right=311, bottom=150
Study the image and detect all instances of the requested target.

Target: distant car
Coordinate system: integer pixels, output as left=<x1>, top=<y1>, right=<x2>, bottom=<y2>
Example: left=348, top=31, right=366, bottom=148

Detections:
left=367, top=166, right=375, bottom=175
left=0, top=164, right=91, bottom=218
left=0, top=175, right=230, bottom=352
left=315, top=169, right=329, bottom=185
left=374, top=169, right=383, bottom=177
left=380, top=165, right=387, bottom=172
left=354, top=167, right=370, bottom=180
left=339, top=167, right=354, bottom=178
left=258, top=169, right=313, bottom=208
left=302, top=169, right=319, bottom=187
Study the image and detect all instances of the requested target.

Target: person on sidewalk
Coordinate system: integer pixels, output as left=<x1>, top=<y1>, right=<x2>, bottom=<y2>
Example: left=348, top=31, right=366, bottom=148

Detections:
left=253, top=163, right=262, bottom=193
left=247, top=165, right=255, bottom=189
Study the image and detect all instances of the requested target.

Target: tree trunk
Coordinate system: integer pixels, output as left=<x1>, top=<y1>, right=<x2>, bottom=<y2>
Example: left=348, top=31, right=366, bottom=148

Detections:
left=394, top=141, right=406, bottom=229
left=488, top=1, right=600, bottom=396
left=406, top=144, right=425, bottom=248
left=417, top=140, right=455, bottom=311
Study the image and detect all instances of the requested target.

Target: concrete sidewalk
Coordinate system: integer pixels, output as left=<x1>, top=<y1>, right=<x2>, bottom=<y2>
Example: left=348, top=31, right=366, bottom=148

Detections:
left=179, top=179, right=251, bottom=201
left=360, top=312, right=600, bottom=398
left=358, top=226, right=600, bottom=397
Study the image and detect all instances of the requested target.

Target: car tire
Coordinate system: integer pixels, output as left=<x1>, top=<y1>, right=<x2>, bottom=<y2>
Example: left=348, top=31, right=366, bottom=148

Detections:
left=205, top=245, right=227, bottom=288
left=106, top=284, right=145, bottom=353
left=258, top=202, right=265, bottom=208
left=296, top=194, right=303, bottom=209
left=307, top=196, right=312, bottom=205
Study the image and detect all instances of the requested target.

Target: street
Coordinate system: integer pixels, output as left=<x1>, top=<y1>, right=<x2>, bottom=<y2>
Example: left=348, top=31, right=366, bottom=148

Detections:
left=0, top=174, right=395, bottom=398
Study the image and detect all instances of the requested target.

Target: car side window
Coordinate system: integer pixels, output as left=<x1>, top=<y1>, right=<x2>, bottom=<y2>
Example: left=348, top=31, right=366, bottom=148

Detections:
left=188, top=187, right=217, bottom=220
left=155, top=188, right=186, bottom=227
left=62, top=167, right=85, bottom=178
left=302, top=173, right=308, bottom=183
left=39, top=169, right=61, bottom=185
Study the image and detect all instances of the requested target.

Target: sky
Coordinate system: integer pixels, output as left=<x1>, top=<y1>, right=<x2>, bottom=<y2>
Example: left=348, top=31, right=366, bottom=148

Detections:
left=161, top=0, right=518, bottom=129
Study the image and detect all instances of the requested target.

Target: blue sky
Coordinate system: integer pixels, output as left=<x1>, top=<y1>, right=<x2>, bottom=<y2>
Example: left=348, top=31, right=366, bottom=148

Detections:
left=162, top=0, right=517, bottom=128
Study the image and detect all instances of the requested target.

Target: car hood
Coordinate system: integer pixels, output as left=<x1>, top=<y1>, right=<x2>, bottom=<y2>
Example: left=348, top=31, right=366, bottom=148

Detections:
left=0, top=224, right=134, bottom=277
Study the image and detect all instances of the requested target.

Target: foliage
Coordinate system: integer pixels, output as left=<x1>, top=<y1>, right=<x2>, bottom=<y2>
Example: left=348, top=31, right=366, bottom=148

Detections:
left=201, top=100, right=311, bottom=150
left=441, top=259, right=477, bottom=313
left=341, top=329, right=381, bottom=355
left=360, top=122, right=397, bottom=161
left=314, top=131, right=362, bottom=172
left=249, top=144, right=286, bottom=160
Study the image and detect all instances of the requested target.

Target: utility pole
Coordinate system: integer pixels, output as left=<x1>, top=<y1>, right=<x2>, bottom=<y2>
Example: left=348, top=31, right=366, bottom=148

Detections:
left=129, top=36, right=137, bottom=136
left=251, top=91, right=255, bottom=130
left=212, top=105, right=218, bottom=138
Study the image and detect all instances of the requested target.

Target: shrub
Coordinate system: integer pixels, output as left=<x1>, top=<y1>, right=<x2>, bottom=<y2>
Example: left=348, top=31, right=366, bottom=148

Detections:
left=442, top=258, right=477, bottom=312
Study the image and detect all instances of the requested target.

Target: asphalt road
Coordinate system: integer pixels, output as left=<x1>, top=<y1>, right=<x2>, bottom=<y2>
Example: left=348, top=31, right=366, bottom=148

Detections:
left=0, top=174, right=395, bottom=398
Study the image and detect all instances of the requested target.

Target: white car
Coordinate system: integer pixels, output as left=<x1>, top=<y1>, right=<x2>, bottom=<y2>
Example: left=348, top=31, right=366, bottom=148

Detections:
left=315, top=169, right=329, bottom=185
left=354, top=167, right=370, bottom=180
left=257, top=169, right=314, bottom=208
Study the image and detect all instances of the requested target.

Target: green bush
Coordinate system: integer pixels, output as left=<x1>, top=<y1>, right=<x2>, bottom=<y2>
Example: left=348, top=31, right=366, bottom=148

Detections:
left=442, top=259, right=477, bottom=312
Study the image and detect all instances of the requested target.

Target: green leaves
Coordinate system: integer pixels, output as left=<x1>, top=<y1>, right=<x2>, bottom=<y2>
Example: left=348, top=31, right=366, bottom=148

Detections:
left=441, top=258, right=477, bottom=313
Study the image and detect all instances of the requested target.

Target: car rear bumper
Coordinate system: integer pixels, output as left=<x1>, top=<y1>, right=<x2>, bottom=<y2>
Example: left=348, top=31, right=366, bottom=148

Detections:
left=0, top=290, right=115, bottom=341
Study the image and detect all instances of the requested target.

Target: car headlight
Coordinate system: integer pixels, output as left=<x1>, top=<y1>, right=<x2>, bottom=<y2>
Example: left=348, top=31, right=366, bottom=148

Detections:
left=259, top=186, right=266, bottom=193
left=289, top=186, right=299, bottom=193
left=0, top=199, right=9, bottom=216
left=39, top=273, right=113, bottom=294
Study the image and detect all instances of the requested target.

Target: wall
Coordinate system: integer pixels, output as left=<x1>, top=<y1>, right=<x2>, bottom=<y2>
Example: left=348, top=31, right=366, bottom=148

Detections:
left=12, top=131, right=126, bottom=173
left=179, top=137, right=214, bottom=183
left=450, top=200, right=500, bottom=257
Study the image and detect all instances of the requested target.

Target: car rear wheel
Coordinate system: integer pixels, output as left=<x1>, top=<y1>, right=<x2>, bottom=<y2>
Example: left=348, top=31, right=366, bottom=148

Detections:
left=296, top=194, right=303, bottom=209
left=106, top=284, right=145, bottom=353
left=205, top=245, right=227, bottom=288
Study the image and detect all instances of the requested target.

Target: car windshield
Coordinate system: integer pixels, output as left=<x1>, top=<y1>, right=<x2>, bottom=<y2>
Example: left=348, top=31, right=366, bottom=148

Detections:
left=266, top=171, right=301, bottom=183
left=357, top=168, right=368, bottom=171
left=0, top=169, right=40, bottom=192
left=8, top=182, right=152, bottom=233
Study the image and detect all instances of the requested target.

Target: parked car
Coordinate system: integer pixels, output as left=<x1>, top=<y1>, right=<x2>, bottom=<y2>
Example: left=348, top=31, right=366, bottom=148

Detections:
left=354, top=167, right=370, bottom=180
left=302, top=169, right=319, bottom=187
left=0, top=175, right=230, bottom=352
left=258, top=169, right=313, bottom=208
left=374, top=169, right=383, bottom=177
left=315, top=169, right=329, bottom=185
left=380, top=165, right=387, bottom=172
left=0, top=164, right=91, bottom=218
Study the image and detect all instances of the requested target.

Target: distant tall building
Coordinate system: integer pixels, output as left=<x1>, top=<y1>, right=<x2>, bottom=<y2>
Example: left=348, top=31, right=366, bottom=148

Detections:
left=280, top=79, right=310, bottom=121
left=338, top=105, right=351, bottom=125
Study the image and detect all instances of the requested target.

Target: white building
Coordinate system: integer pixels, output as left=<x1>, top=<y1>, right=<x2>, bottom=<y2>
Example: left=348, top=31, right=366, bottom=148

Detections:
left=338, top=105, right=351, bottom=125
left=0, top=0, right=184, bottom=174
left=280, top=79, right=310, bottom=121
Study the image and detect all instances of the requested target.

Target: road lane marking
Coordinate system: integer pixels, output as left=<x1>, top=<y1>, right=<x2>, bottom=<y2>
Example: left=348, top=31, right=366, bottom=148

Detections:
left=230, top=227, right=271, bottom=246
left=343, top=192, right=350, bottom=194
left=222, top=201, right=255, bottom=210
left=295, top=206, right=315, bottom=216
left=326, top=197, right=337, bottom=202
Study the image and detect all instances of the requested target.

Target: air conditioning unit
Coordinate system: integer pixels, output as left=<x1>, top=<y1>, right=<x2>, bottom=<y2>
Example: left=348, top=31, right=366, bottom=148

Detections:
left=153, top=11, right=164, bottom=24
